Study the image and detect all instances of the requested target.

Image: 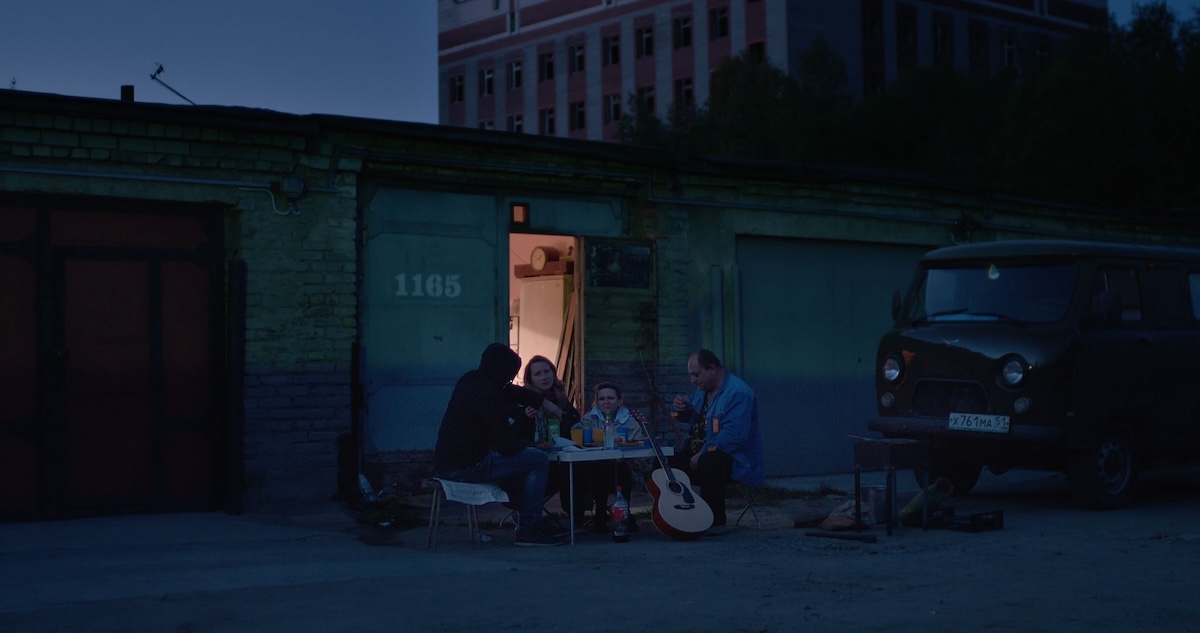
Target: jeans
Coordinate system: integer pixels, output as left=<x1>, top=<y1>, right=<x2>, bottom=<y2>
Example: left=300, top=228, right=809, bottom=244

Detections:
left=695, top=450, right=735, bottom=526
left=438, top=448, right=549, bottom=534
left=671, top=447, right=735, bottom=526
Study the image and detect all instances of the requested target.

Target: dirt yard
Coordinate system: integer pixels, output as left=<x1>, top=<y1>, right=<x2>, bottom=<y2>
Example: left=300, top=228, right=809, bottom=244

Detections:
left=3, top=468, right=1200, bottom=633
left=384, top=468, right=1200, bottom=633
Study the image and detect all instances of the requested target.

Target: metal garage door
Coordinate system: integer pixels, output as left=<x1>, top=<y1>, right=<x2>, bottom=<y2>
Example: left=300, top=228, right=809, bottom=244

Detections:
left=736, top=237, right=928, bottom=476
left=360, top=189, right=507, bottom=453
left=360, top=189, right=626, bottom=454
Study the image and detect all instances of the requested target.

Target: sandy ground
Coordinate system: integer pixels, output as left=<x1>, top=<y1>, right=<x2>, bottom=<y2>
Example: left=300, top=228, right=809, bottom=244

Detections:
left=3, top=469, right=1200, bottom=633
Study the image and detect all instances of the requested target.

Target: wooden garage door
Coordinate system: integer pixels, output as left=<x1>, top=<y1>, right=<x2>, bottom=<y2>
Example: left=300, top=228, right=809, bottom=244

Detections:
left=0, top=200, right=225, bottom=520
left=0, top=208, right=38, bottom=518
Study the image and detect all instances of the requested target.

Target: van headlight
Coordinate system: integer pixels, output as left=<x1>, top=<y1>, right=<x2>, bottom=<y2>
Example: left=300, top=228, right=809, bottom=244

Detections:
left=882, top=355, right=904, bottom=383
left=1000, top=356, right=1027, bottom=386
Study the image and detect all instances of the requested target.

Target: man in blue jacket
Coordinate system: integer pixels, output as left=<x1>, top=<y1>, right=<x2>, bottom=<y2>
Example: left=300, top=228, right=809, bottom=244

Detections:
left=671, top=349, right=765, bottom=536
left=434, top=343, right=563, bottom=547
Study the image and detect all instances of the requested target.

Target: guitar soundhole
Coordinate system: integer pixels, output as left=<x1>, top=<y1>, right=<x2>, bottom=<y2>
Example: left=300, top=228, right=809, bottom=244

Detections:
left=668, top=481, right=683, bottom=494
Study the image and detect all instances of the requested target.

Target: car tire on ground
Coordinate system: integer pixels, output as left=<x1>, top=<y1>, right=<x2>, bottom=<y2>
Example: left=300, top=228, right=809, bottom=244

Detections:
left=1068, top=423, right=1139, bottom=509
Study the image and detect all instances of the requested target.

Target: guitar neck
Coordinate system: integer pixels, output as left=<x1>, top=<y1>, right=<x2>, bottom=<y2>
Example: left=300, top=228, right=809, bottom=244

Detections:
left=632, top=410, right=677, bottom=481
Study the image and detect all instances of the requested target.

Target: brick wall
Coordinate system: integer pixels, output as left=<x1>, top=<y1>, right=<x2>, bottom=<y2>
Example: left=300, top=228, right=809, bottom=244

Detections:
left=0, top=93, right=360, bottom=513
left=7, top=90, right=1200, bottom=513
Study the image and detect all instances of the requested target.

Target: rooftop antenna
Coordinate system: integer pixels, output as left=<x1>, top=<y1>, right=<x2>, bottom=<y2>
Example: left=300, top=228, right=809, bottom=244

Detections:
left=149, top=63, right=196, bottom=105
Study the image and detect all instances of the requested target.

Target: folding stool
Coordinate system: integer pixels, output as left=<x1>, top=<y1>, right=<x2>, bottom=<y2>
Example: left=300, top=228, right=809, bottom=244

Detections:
left=734, top=482, right=763, bottom=529
left=424, top=478, right=509, bottom=549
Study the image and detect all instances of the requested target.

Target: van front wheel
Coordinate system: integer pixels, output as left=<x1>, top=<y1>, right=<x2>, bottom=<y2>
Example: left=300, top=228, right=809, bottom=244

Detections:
left=1068, top=424, right=1138, bottom=509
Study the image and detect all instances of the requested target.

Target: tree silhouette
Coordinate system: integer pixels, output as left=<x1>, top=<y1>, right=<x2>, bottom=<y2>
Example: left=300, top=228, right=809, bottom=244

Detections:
left=619, top=1, right=1200, bottom=213
left=994, top=4, right=1200, bottom=210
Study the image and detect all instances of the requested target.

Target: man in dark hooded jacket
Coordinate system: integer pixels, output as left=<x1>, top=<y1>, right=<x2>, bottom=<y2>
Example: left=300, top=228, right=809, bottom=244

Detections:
left=434, top=343, right=562, bottom=546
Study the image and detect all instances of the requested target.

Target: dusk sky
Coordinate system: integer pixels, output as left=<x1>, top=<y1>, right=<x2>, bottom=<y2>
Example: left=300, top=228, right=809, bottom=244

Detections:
left=2, top=1, right=1195, bottom=125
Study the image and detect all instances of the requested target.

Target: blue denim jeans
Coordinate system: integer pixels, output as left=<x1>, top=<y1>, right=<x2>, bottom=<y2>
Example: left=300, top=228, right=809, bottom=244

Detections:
left=438, top=448, right=549, bottom=534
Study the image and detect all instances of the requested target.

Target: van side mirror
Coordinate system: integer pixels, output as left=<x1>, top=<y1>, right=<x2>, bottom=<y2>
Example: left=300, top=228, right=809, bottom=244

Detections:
left=891, top=290, right=902, bottom=321
left=1091, top=289, right=1121, bottom=325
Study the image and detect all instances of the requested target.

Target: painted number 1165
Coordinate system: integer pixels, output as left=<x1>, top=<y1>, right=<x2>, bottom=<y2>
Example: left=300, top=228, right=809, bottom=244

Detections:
left=395, top=273, right=462, bottom=298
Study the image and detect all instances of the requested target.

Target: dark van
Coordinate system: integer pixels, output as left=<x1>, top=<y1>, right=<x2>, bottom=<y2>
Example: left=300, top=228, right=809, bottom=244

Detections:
left=869, top=239, right=1200, bottom=508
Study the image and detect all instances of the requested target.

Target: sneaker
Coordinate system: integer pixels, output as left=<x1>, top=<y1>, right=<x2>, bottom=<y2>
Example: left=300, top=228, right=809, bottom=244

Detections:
left=538, top=520, right=571, bottom=539
left=705, top=524, right=730, bottom=537
left=514, top=529, right=565, bottom=547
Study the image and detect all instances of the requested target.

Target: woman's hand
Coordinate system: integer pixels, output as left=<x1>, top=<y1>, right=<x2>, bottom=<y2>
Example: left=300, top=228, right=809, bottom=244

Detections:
left=542, top=400, right=563, bottom=418
left=524, top=406, right=538, bottom=419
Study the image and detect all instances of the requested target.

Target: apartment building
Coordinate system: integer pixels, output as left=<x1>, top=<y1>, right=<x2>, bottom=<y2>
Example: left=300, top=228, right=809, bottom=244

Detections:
left=438, top=0, right=1106, bottom=141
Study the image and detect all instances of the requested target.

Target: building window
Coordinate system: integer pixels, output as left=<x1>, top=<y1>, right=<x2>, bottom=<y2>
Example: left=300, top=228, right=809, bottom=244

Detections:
left=897, top=3, right=918, bottom=71
left=507, top=114, right=523, bottom=133
left=865, top=4, right=883, bottom=40
left=1031, top=34, right=1052, bottom=67
left=508, top=10, right=518, bottom=32
left=933, top=13, right=954, bottom=66
left=636, top=86, right=655, bottom=114
left=569, top=101, right=586, bottom=131
left=865, top=71, right=884, bottom=96
left=636, top=26, right=654, bottom=58
left=603, top=35, right=621, bottom=66
left=1002, top=35, right=1017, bottom=70
left=569, top=44, right=586, bottom=73
left=747, top=41, right=765, bottom=63
left=709, top=7, right=729, bottom=40
left=900, top=14, right=917, bottom=49
left=507, top=60, right=522, bottom=90
left=479, top=120, right=495, bottom=130
left=968, top=20, right=989, bottom=74
left=673, top=77, right=694, bottom=108
left=1189, top=273, right=1200, bottom=319
left=673, top=17, right=692, bottom=49
left=538, top=52, right=554, bottom=82
left=479, top=68, right=494, bottom=96
left=539, top=107, right=556, bottom=135
left=449, top=75, right=464, bottom=103
left=604, top=93, right=622, bottom=123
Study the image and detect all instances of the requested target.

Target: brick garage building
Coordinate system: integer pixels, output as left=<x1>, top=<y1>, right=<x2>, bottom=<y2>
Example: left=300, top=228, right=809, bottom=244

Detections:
left=3, top=88, right=1198, bottom=519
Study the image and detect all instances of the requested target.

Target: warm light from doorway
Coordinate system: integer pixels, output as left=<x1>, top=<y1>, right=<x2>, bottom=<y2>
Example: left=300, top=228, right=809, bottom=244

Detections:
left=511, top=202, right=530, bottom=226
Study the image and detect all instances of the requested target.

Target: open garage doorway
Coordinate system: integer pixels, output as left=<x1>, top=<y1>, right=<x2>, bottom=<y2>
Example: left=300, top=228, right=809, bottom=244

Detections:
left=508, top=233, right=580, bottom=403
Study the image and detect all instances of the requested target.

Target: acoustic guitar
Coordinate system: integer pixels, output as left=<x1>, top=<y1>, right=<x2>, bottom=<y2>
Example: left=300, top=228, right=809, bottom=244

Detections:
left=631, top=410, right=714, bottom=540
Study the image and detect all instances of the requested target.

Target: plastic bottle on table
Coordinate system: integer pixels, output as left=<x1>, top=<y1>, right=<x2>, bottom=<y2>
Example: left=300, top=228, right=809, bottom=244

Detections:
left=611, top=486, right=630, bottom=543
left=604, top=413, right=616, bottom=449
left=535, top=410, right=548, bottom=445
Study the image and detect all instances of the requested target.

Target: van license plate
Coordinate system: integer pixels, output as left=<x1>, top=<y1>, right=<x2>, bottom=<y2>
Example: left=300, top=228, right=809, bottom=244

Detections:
left=948, top=412, right=1010, bottom=433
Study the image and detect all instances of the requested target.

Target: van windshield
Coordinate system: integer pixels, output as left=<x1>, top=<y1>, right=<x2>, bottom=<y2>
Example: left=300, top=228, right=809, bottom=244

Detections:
left=907, top=262, right=1079, bottom=324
